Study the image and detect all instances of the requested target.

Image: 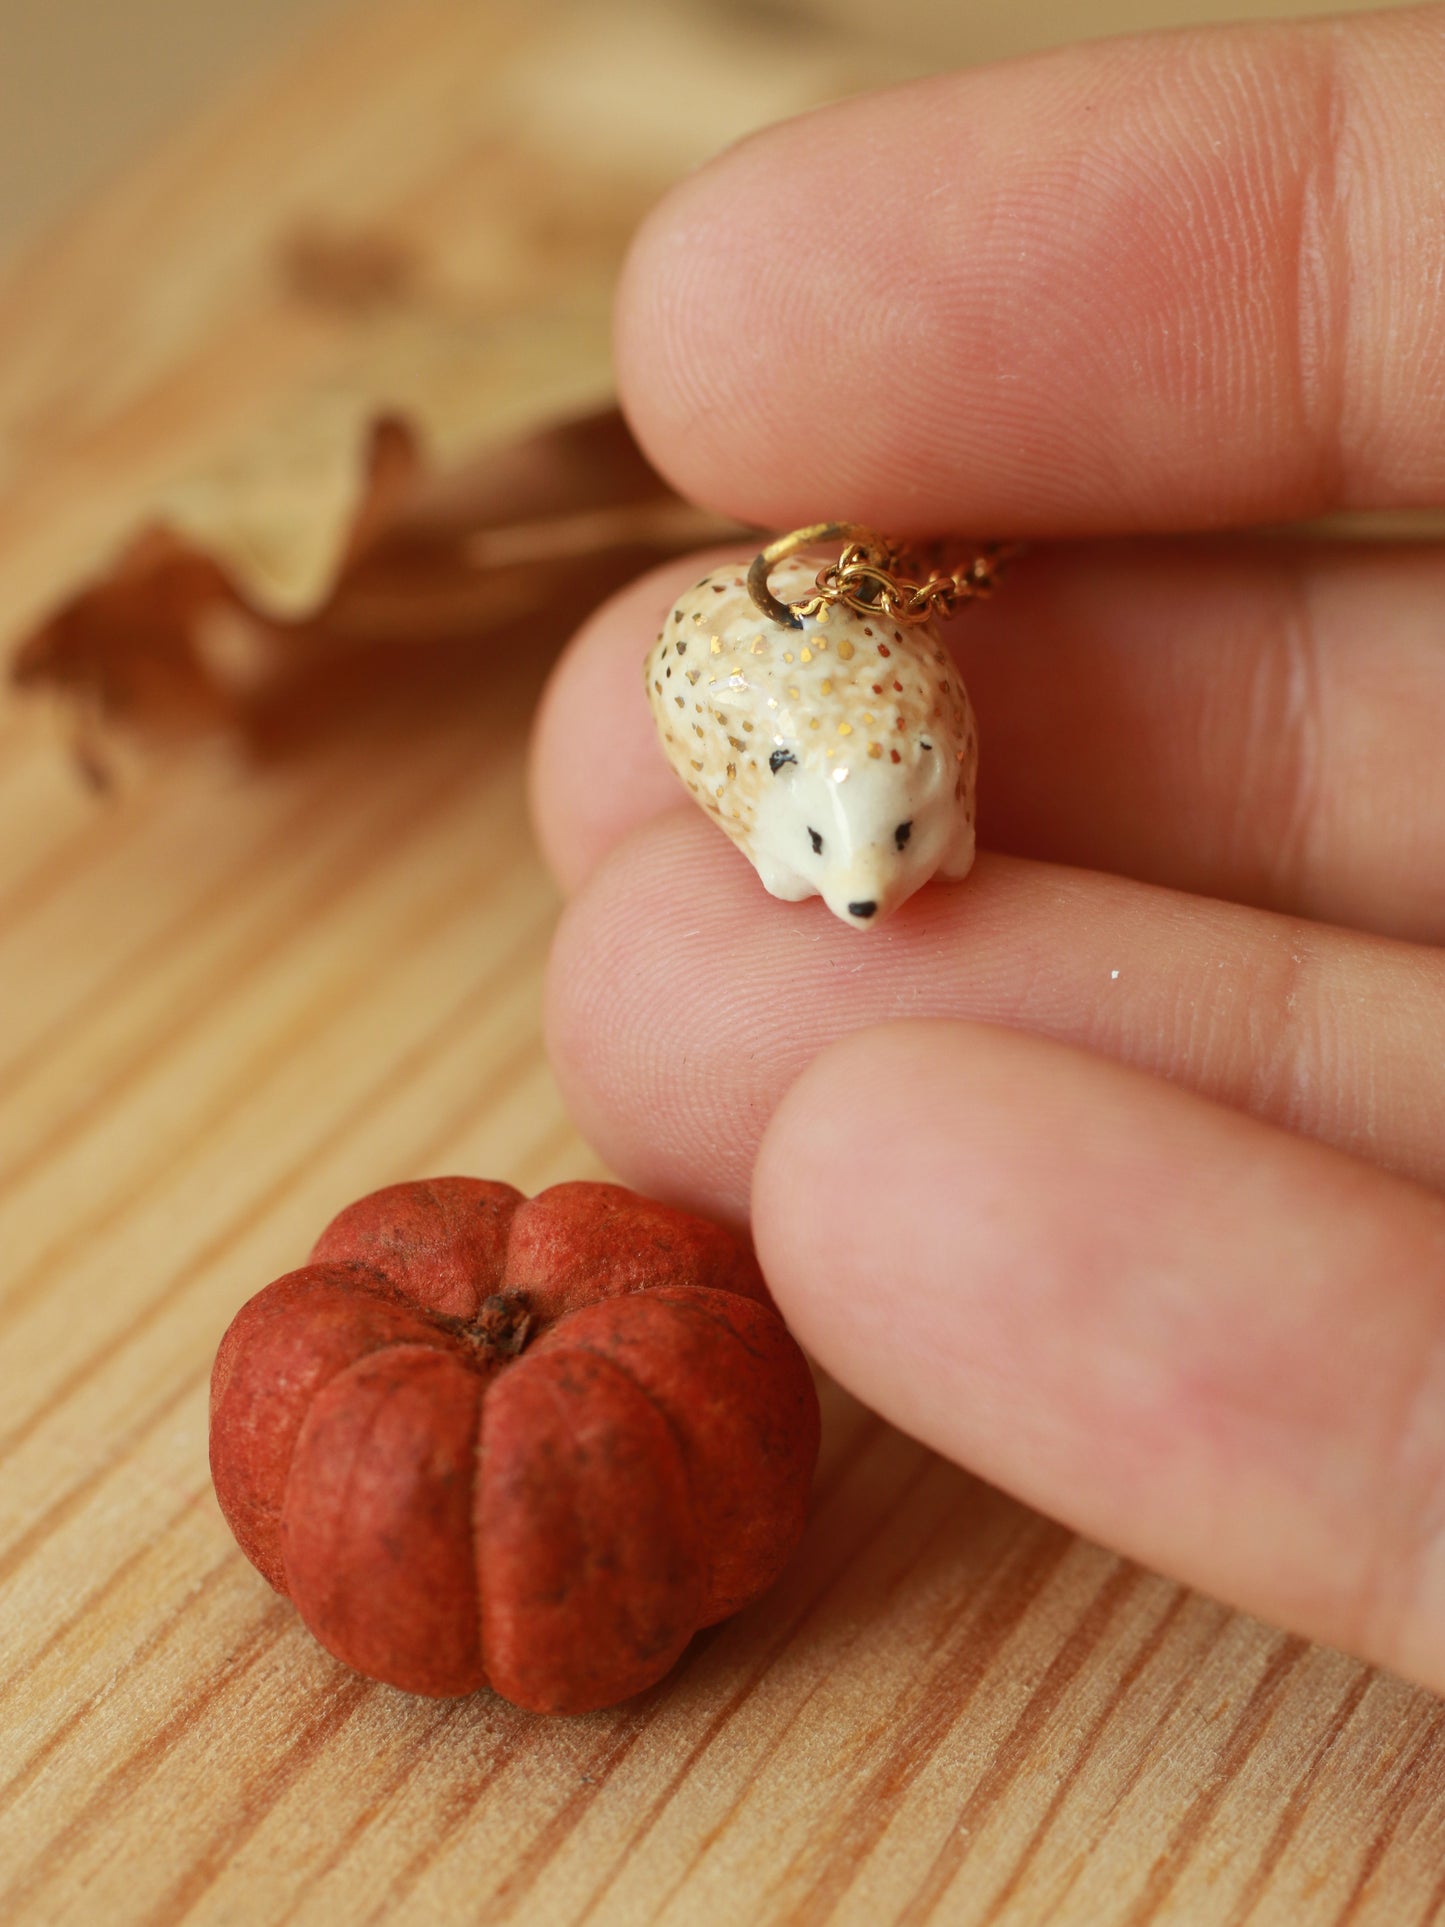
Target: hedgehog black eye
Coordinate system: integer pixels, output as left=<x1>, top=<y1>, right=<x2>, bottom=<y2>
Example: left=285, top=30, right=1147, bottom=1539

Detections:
left=894, top=821, right=912, bottom=851
left=808, top=827, right=823, bottom=854
left=769, top=748, right=797, bottom=775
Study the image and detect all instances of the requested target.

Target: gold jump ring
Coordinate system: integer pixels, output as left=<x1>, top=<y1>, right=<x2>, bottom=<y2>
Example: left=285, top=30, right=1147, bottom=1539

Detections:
left=745, top=522, right=877, bottom=629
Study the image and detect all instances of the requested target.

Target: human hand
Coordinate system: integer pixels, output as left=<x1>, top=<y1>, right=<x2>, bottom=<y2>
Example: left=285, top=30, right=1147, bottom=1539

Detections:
left=529, top=8, right=1445, bottom=1689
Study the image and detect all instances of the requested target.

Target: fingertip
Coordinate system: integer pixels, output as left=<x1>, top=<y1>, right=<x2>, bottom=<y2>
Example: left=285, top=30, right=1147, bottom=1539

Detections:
left=614, top=102, right=939, bottom=526
left=751, top=1018, right=1445, bottom=1679
left=615, top=17, right=1445, bottom=530
left=752, top=1021, right=1077, bottom=1446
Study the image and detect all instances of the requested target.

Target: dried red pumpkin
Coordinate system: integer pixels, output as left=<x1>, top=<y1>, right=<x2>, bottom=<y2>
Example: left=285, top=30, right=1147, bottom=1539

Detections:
left=210, top=1177, right=819, bottom=1714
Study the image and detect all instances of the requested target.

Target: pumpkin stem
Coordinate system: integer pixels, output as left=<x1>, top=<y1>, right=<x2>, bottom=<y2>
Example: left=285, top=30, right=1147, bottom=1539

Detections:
left=448, top=1291, right=533, bottom=1359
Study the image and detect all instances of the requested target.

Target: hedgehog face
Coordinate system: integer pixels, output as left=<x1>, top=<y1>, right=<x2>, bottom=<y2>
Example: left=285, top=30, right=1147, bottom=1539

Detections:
left=755, top=746, right=965, bottom=926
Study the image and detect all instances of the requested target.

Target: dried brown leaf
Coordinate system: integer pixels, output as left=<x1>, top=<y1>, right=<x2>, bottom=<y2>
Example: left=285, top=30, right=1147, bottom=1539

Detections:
left=10, top=401, right=742, bottom=771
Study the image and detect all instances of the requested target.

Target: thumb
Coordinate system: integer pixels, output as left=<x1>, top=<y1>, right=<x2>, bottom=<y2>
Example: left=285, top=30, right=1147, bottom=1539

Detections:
left=751, top=1019, right=1445, bottom=1688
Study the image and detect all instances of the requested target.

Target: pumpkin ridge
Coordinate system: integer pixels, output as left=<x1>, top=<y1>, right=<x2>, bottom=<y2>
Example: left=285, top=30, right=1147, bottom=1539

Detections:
left=250, top=1319, right=421, bottom=1581
left=334, top=1258, right=404, bottom=1295
left=282, top=1347, right=386, bottom=1592
left=308, top=1176, right=523, bottom=1319
left=498, top=1181, right=768, bottom=1314
left=534, top=1326, right=718, bottom=1617
left=493, top=1345, right=698, bottom=1603
left=543, top=1351, right=700, bottom=1665
left=515, top=1288, right=820, bottom=1628
left=211, top=1265, right=451, bottom=1590
left=631, top=1283, right=775, bottom=1364
left=282, top=1342, right=487, bottom=1695
left=536, top=1323, right=704, bottom=1512
left=477, top=1343, right=703, bottom=1710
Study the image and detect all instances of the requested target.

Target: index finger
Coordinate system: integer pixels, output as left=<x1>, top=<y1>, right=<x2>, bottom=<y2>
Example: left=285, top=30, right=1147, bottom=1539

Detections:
left=617, top=7, right=1445, bottom=535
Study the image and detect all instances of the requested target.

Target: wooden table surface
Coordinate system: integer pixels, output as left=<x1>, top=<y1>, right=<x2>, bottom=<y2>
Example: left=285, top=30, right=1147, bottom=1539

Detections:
left=3, top=2, right=1444, bottom=1921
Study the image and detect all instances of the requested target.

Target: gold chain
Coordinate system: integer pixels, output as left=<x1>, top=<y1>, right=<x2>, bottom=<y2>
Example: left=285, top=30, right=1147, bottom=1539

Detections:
left=746, top=523, right=1023, bottom=630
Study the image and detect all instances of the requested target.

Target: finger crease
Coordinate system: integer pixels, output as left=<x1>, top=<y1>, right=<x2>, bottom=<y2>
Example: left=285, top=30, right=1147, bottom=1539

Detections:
left=1257, top=568, right=1327, bottom=911
left=1238, top=919, right=1326, bottom=1141
left=1293, top=21, right=1354, bottom=505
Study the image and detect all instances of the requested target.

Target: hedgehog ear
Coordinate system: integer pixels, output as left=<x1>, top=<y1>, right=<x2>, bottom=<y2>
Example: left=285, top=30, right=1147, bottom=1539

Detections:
left=769, top=748, right=797, bottom=776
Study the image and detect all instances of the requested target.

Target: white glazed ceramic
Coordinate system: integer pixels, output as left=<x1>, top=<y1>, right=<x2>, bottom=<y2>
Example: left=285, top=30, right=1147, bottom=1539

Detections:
left=645, top=557, right=977, bottom=927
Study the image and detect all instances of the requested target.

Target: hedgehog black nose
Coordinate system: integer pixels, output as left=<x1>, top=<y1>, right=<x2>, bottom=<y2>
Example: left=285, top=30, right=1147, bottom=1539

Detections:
left=848, top=900, right=878, bottom=920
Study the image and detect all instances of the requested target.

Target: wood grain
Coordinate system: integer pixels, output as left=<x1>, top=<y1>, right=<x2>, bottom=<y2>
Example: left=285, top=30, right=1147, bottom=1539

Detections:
left=3, top=1, right=1445, bottom=1921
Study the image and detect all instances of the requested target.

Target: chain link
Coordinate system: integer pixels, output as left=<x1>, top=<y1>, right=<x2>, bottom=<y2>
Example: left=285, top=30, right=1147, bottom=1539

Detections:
left=794, top=536, right=1023, bottom=625
left=747, top=524, right=1023, bottom=630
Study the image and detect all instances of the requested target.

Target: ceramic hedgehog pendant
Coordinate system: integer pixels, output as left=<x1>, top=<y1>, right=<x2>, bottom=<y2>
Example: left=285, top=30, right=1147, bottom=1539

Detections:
left=645, top=553, right=979, bottom=927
